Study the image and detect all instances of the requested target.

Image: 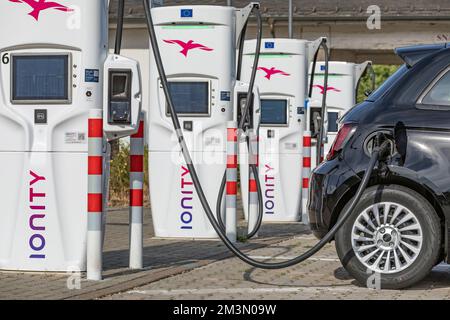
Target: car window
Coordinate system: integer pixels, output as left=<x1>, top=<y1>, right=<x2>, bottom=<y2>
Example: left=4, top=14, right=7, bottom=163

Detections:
left=422, top=70, right=450, bottom=106
left=366, top=65, right=408, bottom=102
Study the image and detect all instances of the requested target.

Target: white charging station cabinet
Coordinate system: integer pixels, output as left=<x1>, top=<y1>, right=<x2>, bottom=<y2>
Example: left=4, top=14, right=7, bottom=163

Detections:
left=0, top=0, right=141, bottom=272
left=309, top=61, right=371, bottom=167
left=240, top=38, right=323, bottom=222
left=148, top=5, right=255, bottom=239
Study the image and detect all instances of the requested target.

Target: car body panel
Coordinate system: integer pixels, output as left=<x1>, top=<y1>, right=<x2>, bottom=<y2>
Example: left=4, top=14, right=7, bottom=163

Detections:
left=308, top=44, right=450, bottom=262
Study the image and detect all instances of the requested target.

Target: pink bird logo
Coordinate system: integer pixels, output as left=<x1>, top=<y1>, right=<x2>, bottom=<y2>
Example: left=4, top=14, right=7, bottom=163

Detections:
left=9, top=0, right=73, bottom=21
left=313, top=85, right=341, bottom=95
left=163, top=39, right=214, bottom=57
left=257, top=67, right=290, bottom=80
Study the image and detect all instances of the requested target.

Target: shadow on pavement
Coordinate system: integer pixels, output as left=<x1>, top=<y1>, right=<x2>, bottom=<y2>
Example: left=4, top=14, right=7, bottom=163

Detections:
left=102, top=208, right=312, bottom=278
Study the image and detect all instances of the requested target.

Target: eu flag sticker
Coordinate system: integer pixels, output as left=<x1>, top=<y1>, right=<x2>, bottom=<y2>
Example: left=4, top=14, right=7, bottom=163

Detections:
left=181, top=9, right=193, bottom=18
left=265, top=42, right=275, bottom=49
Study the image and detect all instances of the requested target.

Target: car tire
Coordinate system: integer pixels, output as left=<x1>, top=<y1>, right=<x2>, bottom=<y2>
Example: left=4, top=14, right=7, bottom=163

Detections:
left=335, top=184, right=441, bottom=290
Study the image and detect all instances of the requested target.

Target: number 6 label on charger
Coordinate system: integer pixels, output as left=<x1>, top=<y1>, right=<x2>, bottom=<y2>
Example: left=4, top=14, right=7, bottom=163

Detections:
left=2, top=53, right=9, bottom=64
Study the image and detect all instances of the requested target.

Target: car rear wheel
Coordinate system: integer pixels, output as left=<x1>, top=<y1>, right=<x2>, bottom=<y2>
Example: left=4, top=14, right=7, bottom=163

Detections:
left=335, top=185, right=441, bottom=289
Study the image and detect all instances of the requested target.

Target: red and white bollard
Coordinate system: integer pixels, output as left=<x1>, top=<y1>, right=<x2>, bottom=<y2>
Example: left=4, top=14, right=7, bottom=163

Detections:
left=225, top=121, right=238, bottom=243
left=129, top=113, right=144, bottom=269
left=301, top=131, right=312, bottom=224
left=247, top=130, right=259, bottom=237
left=87, top=109, right=104, bottom=281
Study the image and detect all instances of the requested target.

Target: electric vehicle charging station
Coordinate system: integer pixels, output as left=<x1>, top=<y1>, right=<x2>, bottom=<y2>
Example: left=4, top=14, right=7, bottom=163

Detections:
left=0, top=0, right=393, bottom=291
left=239, top=38, right=326, bottom=224
left=148, top=4, right=260, bottom=239
left=309, top=61, right=373, bottom=168
left=144, top=0, right=390, bottom=274
left=0, top=0, right=141, bottom=274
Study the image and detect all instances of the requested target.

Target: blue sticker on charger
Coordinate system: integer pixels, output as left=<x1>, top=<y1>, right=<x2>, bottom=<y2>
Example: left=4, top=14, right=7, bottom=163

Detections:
left=320, top=65, right=327, bottom=71
left=221, top=91, right=231, bottom=101
left=265, top=42, right=275, bottom=49
left=181, top=9, right=193, bottom=18
left=85, top=69, right=99, bottom=83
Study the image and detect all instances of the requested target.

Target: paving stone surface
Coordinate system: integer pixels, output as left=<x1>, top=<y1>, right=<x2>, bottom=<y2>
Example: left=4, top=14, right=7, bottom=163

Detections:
left=104, top=234, right=450, bottom=300
left=0, top=207, right=304, bottom=300
left=2, top=206, right=450, bottom=300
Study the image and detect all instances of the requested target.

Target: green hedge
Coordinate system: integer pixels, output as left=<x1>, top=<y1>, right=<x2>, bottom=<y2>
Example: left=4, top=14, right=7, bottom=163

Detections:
left=109, top=141, right=149, bottom=207
left=357, top=64, right=399, bottom=103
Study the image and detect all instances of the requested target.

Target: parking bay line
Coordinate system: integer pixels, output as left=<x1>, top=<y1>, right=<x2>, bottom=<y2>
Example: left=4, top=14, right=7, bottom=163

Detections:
left=247, top=256, right=340, bottom=262
left=128, top=286, right=364, bottom=296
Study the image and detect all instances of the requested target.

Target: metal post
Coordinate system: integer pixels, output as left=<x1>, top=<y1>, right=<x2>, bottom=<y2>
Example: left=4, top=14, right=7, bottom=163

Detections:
left=301, top=131, right=312, bottom=224
left=129, top=113, right=144, bottom=269
left=247, top=130, right=259, bottom=237
left=226, top=121, right=238, bottom=243
left=320, top=143, right=325, bottom=163
left=227, top=0, right=233, bottom=6
left=87, top=109, right=104, bottom=281
left=288, top=0, right=293, bottom=39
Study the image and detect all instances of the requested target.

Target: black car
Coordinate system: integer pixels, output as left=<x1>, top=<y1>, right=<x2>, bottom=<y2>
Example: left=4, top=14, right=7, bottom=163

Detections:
left=308, top=43, right=450, bottom=289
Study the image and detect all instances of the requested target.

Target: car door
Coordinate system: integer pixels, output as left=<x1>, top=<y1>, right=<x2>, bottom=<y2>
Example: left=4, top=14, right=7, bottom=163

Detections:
left=406, top=65, right=450, bottom=212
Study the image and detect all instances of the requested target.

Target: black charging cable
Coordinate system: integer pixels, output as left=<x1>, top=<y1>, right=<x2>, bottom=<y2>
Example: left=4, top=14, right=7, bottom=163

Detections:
left=312, top=41, right=329, bottom=166
left=216, top=6, right=264, bottom=239
left=114, top=0, right=125, bottom=55
left=143, top=0, right=390, bottom=269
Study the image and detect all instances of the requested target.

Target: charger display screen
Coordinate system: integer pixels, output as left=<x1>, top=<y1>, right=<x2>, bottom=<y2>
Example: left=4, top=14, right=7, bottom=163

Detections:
left=328, top=112, right=339, bottom=133
left=12, top=55, right=69, bottom=103
left=260, top=99, right=288, bottom=125
left=167, top=82, right=209, bottom=116
left=112, top=74, right=129, bottom=99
